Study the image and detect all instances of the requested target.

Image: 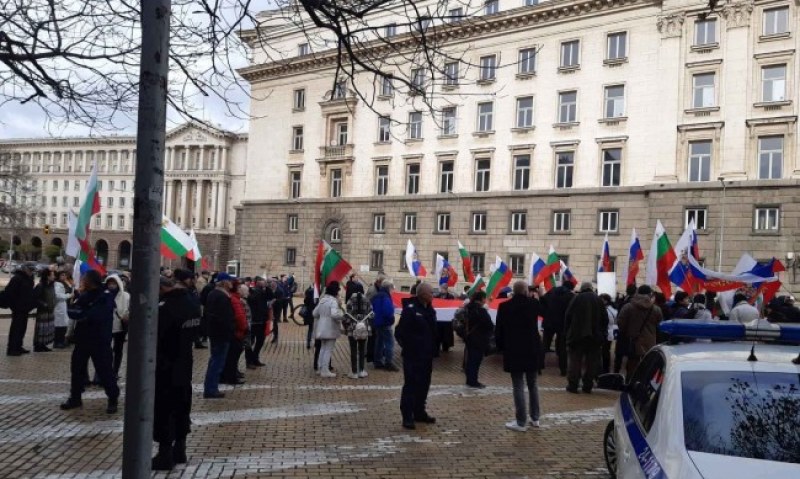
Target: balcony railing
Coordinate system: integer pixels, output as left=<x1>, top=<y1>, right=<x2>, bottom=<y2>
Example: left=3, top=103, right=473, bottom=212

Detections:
left=320, top=144, right=354, bottom=159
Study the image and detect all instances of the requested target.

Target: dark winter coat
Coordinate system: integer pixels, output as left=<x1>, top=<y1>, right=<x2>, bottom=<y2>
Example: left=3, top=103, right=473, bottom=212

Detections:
left=541, top=286, right=574, bottom=332
left=463, top=302, right=494, bottom=351
left=395, top=297, right=437, bottom=360
left=3, top=270, right=35, bottom=314
left=564, top=291, right=608, bottom=346
left=157, top=287, right=201, bottom=387
left=371, top=288, right=395, bottom=328
left=247, top=286, right=270, bottom=325
left=204, top=288, right=235, bottom=341
left=617, top=294, right=663, bottom=358
left=68, top=287, right=115, bottom=345
left=495, top=295, right=543, bottom=373
left=345, top=280, right=364, bottom=302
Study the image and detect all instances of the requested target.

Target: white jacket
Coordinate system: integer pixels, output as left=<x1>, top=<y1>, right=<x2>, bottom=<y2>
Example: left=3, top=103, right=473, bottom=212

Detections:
left=106, top=274, right=130, bottom=333
left=729, top=301, right=760, bottom=325
left=312, top=294, right=344, bottom=340
left=53, top=281, right=73, bottom=328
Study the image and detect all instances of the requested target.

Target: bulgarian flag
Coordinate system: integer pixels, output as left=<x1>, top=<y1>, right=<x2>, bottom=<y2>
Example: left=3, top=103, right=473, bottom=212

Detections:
left=646, top=220, right=677, bottom=298
left=457, top=241, right=475, bottom=283
left=486, top=256, right=512, bottom=301
left=188, top=229, right=212, bottom=270
left=314, top=240, right=352, bottom=297
left=535, top=245, right=560, bottom=286
left=466, top=275, right=485, bottom=296
left=161, top=215, right=193, bottom=260
left=529, top=252, right=555, bottom=291
left=74, top=163, right=100, bottom=241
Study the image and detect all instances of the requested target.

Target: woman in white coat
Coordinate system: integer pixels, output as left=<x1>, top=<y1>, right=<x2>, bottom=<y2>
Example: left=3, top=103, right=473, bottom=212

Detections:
left=312, top=281, right=344, bottom=378
left=53, top=271, right=74, bottom=349
left=105, top=275, right=130, bottom=378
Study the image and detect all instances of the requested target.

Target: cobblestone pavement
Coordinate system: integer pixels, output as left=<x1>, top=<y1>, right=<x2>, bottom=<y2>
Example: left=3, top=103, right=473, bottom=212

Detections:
left=0, top=316, right=616, bottom=479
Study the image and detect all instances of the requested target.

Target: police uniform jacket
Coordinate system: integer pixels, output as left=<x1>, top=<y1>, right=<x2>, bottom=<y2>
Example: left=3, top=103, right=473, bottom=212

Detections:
left=395, top=298, right=437, bottom=360
left=157, top=287, right=201, bottom=387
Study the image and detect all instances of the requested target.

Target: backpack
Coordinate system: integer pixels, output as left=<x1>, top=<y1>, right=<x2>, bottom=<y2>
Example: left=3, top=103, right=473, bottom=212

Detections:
left=453, top=306, right=467, bottom=339
left=353, top=316, right=370, bottom=340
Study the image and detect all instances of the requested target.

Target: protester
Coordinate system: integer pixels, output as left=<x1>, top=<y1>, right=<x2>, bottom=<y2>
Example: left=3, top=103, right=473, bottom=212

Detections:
left=433, top=285, right=455, bottom=356
left=245, top=277, right=269, bottom=368
left=463, top=291, right=494, bottom=389
left=765, top=297, right=787, bottom=322
left=564, top=283, right=607, bottom=394
left=395, top=282, right=437, bottom=429
left=60, top=270, right=119, bottom=413
left=276, top=274, right=290, bottom=323
left=195, top=270, right=210, bottom=292
left=32, top=269, right=57, bottom=352
left=345, top=273, right=365, bottom=302
left=689, top=293, right=713, bottom=320
left=777, top=296, right=800, bottom=323
left=364, top=275, right=385, bottom=363
left=3, top=263, right=34, bottom=355
left=105, top=274, right=130, bottom=377
left=302, top=283, right=316, bottom=350
left=202, top=273, right=235, bottom=399
left=728, top=293, right=760, bottom=324
left=270, top=278, right=284, bottom=341
left=495, top=281, right=543, bottom=432
left=670, top=291, right=691, bottom=319
left=53, top=271, right=73, bottom=349
left=599, top=293, right=618, bottom=375
left=371, top=279, right=398, bottom=371
left=286, top=274, right=298, bottom=319
left=616, top=285, right=663, bottom=377
left=541, top=280, right=575, bottom=376
left=313, top=281, right=344, bottom=378
left=151, top=274, right=201, bottom=471
left=221, top=283, right=248, bottom=384
left=344, top=292, right=372, bottom=379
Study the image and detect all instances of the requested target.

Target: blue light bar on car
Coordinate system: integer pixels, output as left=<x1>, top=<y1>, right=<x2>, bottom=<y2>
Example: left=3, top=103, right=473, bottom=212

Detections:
left=659, top=320, right=800, bottom=343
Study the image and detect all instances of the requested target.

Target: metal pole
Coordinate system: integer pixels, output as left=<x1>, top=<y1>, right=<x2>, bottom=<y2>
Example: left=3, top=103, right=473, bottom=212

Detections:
left=717, top=177, right=726, bottom=271
left=122, top=1, right=170, bottom=478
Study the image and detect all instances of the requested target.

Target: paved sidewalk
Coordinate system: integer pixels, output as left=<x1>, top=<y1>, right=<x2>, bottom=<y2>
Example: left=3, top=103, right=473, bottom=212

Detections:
left=0, top=317, right=616, bottom=478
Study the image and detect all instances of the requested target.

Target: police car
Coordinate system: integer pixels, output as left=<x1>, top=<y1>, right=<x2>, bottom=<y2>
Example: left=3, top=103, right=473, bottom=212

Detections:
left=600, top=320, right=800, bottom=478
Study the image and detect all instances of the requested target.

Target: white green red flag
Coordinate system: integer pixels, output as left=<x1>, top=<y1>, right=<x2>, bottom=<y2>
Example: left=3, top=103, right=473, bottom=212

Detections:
left=160, top=215, right=193, bottom=260
left=465, top=275, right=485, bottom=296
left=188, top=229, right=212, bottom=270
left=457, top=241, right=475, bottom=283
left=646, top=220, right=677, bottom=297
left=486, top=256, right=512, bottom=301
left=74, top=163, right=100, bottom=241
left=314, top=240, right=352, bottom=297
left=534, top=246, right=560, bottom=286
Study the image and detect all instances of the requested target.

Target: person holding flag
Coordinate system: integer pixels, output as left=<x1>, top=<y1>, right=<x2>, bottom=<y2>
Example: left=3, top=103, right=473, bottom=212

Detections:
left=434, top=255, right=458, bottom=355
left=627, top=228, right=644, bottom=287
left=405, top=240, right=427, bottom=279
left=598, top=233, right=612, bottom=273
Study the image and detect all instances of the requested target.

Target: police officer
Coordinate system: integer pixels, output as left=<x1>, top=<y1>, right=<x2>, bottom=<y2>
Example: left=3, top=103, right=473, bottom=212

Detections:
left=151, top=271, right=201, bottom=471
left=395, top=282, right=437, bottom=430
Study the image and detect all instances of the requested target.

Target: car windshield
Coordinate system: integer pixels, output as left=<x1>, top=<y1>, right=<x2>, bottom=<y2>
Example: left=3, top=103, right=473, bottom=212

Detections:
left=682, top=370, right=800, bottom=464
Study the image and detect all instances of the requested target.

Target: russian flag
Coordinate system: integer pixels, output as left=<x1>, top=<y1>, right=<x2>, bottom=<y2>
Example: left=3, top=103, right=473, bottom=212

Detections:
left=669, top=220, right=702, bottom=293
left=530, top=252, right=556, bottom=291
left=405, top=240, right=427, bottom=278
left=598, top=233, right=612, bottom=273
left=435, top=254, right=458, bottom=287
left=560, top=260, right=578, bottom=287
left=627, top=228, right=644, bottom=286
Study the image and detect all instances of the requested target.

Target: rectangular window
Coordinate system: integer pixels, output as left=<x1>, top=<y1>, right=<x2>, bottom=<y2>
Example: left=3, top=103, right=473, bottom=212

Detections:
left=119, top=197, right=125, bottom=208
left=686, top=207, right=708, bottom=230
left=293, top=89, right=306, bottom=110
left=762, top=65, right=786, bottom=102
left=441, top=107, right=457, bottom=135
left=333, top=80, right=347, bottom=99
left=693, top=73, right=715, bottom=108
left=688, top=141, right=712, bottom=182
left=607, top=32, right=627, bottom=60
left=53, top=180, right=58, bottom=191
left=754, top=207, right=779, bottom=231
left=448, top=7, right=464, bottom=22
left=378, top=117, right=391, bottom=143
left=479, top=55, right=497, bottom=81
left=73, top=197, right=79, bottom=207
left=375, top=165, right=389, bottom=196
left=439, top=161, right=454, bottom=193
left=406, top=163, right=420, bottom=194
left=758, top=136, right=783, bottom=180
left=694, top=18, right=717, bottom=45
left=444, top=62, right=459, bottom=85
left=118, top=215, right=125, bottom=229
left=475, top=159, right=491, bottom=192
left=437, top=213, right=451, bottom=233
left=604, top=85, right=625, bottom=118
left=292, top=126, right=304, bottom=150
left=516, top=96, right=534, bottom=128
left=553, top=211, right=571, bottom=232
left=290, top=171, right=301, bottom=199
left=470, top=253, right=485, bottom=275
left=599, top=210, right=619, bottom=233
left=373, top=214, right=386, bottom=233
left=518, top=48, right=536, bottom=74
left=384, top=23, right=397, bottom=37
left=763, top=7, right=789, bottom=36
left=556, top=151, right=574, bottom=188
left=513, top=155, right=531, bottom=190
left=120, top=180, right=127, bottom=191
left=472, top=212, right=487, bottom=233
left=61, top=213, right=68, bottom=226
left=477, top=102, right=494, bottom=131
left=370, top=250, right=384, bottom=271
left=330, top=169, right=342, bottom=198
left=61, top=196, right=67, bottom=207
left=297, top=43, right=309, bottom=56
left=558, top=91, right=577, bottom=123
left=286, top=248, right=297, bottom=266
left=602, top=148, right=622, bottom=187
left=511, top=211, right=527, bottom=233
left=525, top=0, right=539, bottom=5
left=381, top=76, right=394, bottom=97
left=64, top=180, right=70, bottom=190
left=485, top=0, right=499, bottom=15
left=411, top=68, right=426, bottom=90
left=335, top=121, right=348, bottom=145
left=408, top=111, right=423, bottom=139
left=404, top=213, right=417, bottom=233
left=560, top=40, right=580, bottom=68
left=509, top=255, right=525, bottom=276
left=288, top=214, right=299, bottom=232
left=107, top=197, right=114, bottom=208
left=95, top=216, right=101, bottom=228
left=105, top=215, right=113, bottom=229
left=51, top=196, right=57, bottom=206
left=50, top=213, right=57, bottom=225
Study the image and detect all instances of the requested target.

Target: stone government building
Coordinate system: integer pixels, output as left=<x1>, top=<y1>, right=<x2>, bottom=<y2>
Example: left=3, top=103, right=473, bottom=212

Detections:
left=0, top=122, right=247, bottom=270
left=235, top=0, right=800, bottom=292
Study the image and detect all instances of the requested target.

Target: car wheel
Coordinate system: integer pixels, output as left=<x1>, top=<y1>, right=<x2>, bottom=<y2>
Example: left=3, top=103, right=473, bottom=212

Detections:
left=603, top=420, right=617, bottom=477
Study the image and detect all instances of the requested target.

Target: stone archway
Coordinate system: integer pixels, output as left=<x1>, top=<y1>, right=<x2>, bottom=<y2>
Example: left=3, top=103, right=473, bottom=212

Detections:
left=118, top=241, right=132, bottom=269
left=318, top=208, right=350, bottom=257
left=51, top=237, right=63, bottom=248
left=30, top=236, right=43, bottom=261
left=95, top=239, right=109, bottom=266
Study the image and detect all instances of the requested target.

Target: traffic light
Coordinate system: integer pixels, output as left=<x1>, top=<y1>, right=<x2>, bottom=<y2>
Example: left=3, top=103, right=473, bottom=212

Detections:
left=43, top=224, right=50, bottom=235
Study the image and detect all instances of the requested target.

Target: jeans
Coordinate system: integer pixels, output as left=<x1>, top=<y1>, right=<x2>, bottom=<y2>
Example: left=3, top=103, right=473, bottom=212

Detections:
left=373, top=325, right=394, bottom=367
left=204, top=339, right=229, bottom=395
left=222, top=339, right=243, bottom=382
left=400, top=356, right=432, bottom=423
left=306, top=318, right=314, bottom=349
left=271, top=304, right=281, bottom=340
left=464, top=344, right=485, bottom=386
left=567, top=338, right=601, bottom=391
left=317, top=339, right=336, bottom=372
left=511, top=371, right=540, bottom=426
left=112, top=331, right=126, bottom=376
left=70, top=340, right=120, bottom=401
left=348, top=337, right=367, bottom=374
left=7, top=311, right=29, bottom=353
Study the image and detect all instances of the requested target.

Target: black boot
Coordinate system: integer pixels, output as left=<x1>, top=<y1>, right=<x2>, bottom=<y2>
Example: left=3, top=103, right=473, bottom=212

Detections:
left=59, top=397, right=82, bottom=410
left=106, top=397, right=118, bottom=414
left=173, top=438, right=187, bottom=464
left=151, top=442, right=175, bottom=471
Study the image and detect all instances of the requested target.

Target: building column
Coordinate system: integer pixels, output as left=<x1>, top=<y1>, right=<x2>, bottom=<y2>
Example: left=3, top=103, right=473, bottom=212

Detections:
left=184, top=147, right=190, bottom=171
left=215, top=146, right=221, bottom=171
left=194, top=180, right=204, bottom=229
left=211, top=181, right=220, bottom=229
left=199, top=146, right=205, bottom=171
left=220, top=182, right=228, bottom=230
left=164, top=181, right=173, bottom=218
left=221, top=147, right=228, bottom=172
left=179, top=180, right=190, bottom=227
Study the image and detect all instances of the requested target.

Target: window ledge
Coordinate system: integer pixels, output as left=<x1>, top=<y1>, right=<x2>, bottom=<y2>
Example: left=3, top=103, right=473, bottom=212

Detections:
left=442, top=84, right=460, bottom=91
left=472, top=131, right=495, bottom=138
left=558, top=65, right=580, bottom=73
left=476, top=78, right=497, bottom=86
left=432, top=231, right=452, bottom=235
left=403, top=231, right=418, bottom=235
left=603, top=57, right=628, bottom=66
left=759, top=32, right=791, bottom=43
left=515, top=72, right=536, bottom=80
left=751, top=230, right=781, bottom=236
left=373, top=141, right=392, bottom=146
left=596, top=231, right=620, bottom=236
left=511, top=127, right=535, bottom=133
left=754, top=100, right=792, bottom=108
left=553, top=122, right=580, bottom=129
left=684, top=106, right=720, bottom=114
left=372, top=231, right=386, bottom=235
left=292, top=108, right=306, bottom=113
left=377, top=95, right=393, bottom=101
left=437, top=134, right=459, bottom=139
left=690, top=43, right=720, bottom=52
left=598, top=117, right=628, bottom=124
left=289, top=149, right=304, bottom=154
left=404, top=138, right=424, bottom=144
left=469, top=231, right=488, bottom=235
left=551, top=231, right=572, bottom=235
left=509, top=231, right=527, bottom=235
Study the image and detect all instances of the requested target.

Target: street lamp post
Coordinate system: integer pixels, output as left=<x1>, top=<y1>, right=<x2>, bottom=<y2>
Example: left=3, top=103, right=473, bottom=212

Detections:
left=293, top=199, right=307, bottom=291
left=717, top=177, right=726, bottom=271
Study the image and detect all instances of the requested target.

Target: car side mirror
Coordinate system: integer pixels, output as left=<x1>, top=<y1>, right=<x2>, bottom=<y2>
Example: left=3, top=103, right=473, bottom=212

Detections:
left=597, top=373, right=628, bottom=392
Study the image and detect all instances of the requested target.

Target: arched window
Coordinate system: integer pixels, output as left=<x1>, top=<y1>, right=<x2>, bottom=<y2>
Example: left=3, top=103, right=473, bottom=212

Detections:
left=330, top=227, right=341, bottom=244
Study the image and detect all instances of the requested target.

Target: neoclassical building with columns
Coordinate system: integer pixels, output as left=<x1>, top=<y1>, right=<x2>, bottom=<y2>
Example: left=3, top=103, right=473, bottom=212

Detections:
left=0, top=122, right=247, bottom=269
left=235, top=0, right=800, bottom=292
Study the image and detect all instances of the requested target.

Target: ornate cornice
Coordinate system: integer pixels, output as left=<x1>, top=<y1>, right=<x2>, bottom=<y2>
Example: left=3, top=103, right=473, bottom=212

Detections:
left=239, top=0, right=660, bottom=83
left=656, top=13, right=685, bottom=39
left=721, top=0, right=754, bottom=29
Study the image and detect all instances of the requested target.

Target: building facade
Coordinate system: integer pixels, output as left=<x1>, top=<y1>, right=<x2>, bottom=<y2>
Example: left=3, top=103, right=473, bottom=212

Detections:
left=0, top=122, right=247, bottom=270
left=236, top=0, right=800, bottom=291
